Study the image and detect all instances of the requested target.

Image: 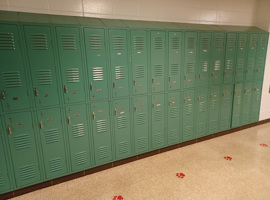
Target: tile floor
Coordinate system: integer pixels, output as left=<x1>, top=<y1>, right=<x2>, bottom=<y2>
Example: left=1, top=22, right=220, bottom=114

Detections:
left=11, top=123, right=270, bottom=200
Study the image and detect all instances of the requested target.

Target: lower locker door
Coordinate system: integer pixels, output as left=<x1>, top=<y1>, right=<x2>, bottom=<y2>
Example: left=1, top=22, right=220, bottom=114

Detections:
left=250, top=81, right=263, bottom=123
left=220, top=85, right=233, bottom=131
left=37, top=108, right=67, bottom=179
left=208, top=86, right=221, bottom=134
left=0, top=136, right=11, bottom=194
left=231, top=83, right=243, bottom=128
left=183, top=90, right=195, bottom=141
left=242, top=82, right=252, bottom=125
left=196, top=88, right=209, bottom=137
left=66, top=104, right=91, bottom=171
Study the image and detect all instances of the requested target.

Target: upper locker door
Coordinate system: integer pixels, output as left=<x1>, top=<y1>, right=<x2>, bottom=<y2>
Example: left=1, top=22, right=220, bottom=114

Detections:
left=131, top=30, right=148, bottom=95
left=56, top=27, right=86, bottom=103
left=24, top=26, right=60, bottom=107
left=4, top=112, right=41, bottom=187
left=152, top=94, right=165, bottom=149
left=210, top=33, right=225, bottom=85
left=235, top=33, right=248, bottom=83
left=250, top=81, right=263, bottom=123
left=254, top=33, right=269, bottom=80
left=113, top=99, right=131, bottom=160
left=168, top=32, right=182, bottom=91
left=168, top=92, right=181, bottom=145
left=151, top=31, right=165, bottom=92
left=109, top=29, right=129, bottom=98
left=197, top=32, right=211, bottom=87
left=184, top=32, right=197, bottom=89
left=196, top=87, right=209, bottom=138
left=0, top=135, right=11, bottom=194
left=220, top=84, right=233, bottom=131
left=0, top=24, right=30, bottom=111
left=224, top=33, right=237, bottom=84
left=208, top=86, right=221, bottom=134
left=241, top=82, right=252, bottom=125
left=84, top=28, right=109, bottom=100
left=133, top=96, right=149, bottom=154
left=37, top=108, right=67, bottom=179
left=183, top=90, right=195, bottom=141
left=65, top=104, right=91, bottom=171
left=245, top=33, right=258, bottom=81
left=231, top=83, right=243, bottom=128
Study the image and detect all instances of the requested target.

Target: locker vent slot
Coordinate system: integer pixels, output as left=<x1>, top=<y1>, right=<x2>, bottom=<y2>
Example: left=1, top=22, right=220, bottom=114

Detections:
left=137, top=113, right=146, bottom=125
left=2, top=71, right=22, bottom=88
left=198, top=102, right=206, bottom=112
left=117, top=116, right=127, bottom=129
left=134, top=36, right=144, bottom=50
left=201, top=61, right=208, bottom=72
left=75, top=151, right=87, bottom=166
left=170, top=107, right=178, bottom=118
left=92, top=67, right=104, bottom=81
left=49, top=158, right=63, bottom=173
left=15, top=134, right=30, bottom=150
left=0, top=172, right=4, bottom=186
left=170, top=129, right=178, bottom=141
left=119, top=141, right=129, bottom=154
left=66, top=68, right=80, bottom=83
left=223, top=99, right=230, bottom=108
left=239, top=37, right=246, bottom=49
left=237, top=59, right=244, bottom=69
left=170, top=64, right=179, bottom=75
left=184, top=126, right=192, bottom=137
left=36, top=70, right=53, bottom=85
left=31, top=34, right=48, bottom=50
left=187, top=37, right=195, bottom=49
left=135, top=65, right=145, bottom=78
left=20, top=164, right=35, bottom=180
left=96, top=120, right=106, bottom=133
left=186, top=63, right=195, bottom=74
left=250, top=37, right=257, bottom=48
left=211, top=100, right=218, bottom=110
left=115, top=66, right=125, bottom=80
left=210, top=120, right=217, bottom=132
left=0, top=32, right=15, bottom=50
left=236, top=95, right=241, bottom=105
left=171, top=37, right=180, bottom=50
left=226, top=60, right=233, bottom=70
left=154, top=37, right=163, bottom=49
left=154, top=133, right=163, bottom=144
left=202, top=37, right=210, bottom=50
left=214, top=60, right=221, bottom=71
left=89, top=35, right=101, bottom=50
left=45, top=129, right=60, bottom=144
left=113, top=36, right=124, bottom=50
left=185, top=104, right=192, bottom=115
left=198, top=123, right=206, bottom=134
left=62, top=34, right=76, bottom=50
left=215, top=37, right=223, bottom=49
left=154, top=65, right=163, bottom=77
left=98, top=146, right=108, bottom=159
left=227, top=37, right=235, bottom=49
left=248, top=58, right=255, bottom=68
left=154, top=110, right=162, bottom=122
left=137, top=137, right=146, bottom=149
left=72, top=124, right=85, bottom=138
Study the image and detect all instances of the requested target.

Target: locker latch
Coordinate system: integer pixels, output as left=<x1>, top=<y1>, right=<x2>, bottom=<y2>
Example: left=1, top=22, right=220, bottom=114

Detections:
left=199, top=74, right=201, bottom=79
left=152, top=103, right=155, bottom=109
left=68, top=116, right=71, bottom=124
left=40, top=121, right=43, bottom=129
left=169, top=101, right=171, bottom=107
left=198, top=96, right=200, bottom=102
left=133, top=80, right=136, bottom=87
left=8, top=125, right=12, bottom=135
left=93, top=112, right=95, bottom=120
left=212, top=72, right=214, bottom=77
left=64, top=85, right=68, bottom=93
left=152, top=79, right=154, bottom=84
left=169, top=76, right=171, bottom=82
left=90, top=83, right=93, bottom=91
left=211, top=94, right=213, bottom=100
left=1, top=91, right=6, bottom=100
left=35, top=88, right=38, bottom=96
left=113, top=82, right=116, bottom=89
left=115, top=109, right=117, bottom=116
left=134, top=106, right=137, bottom=112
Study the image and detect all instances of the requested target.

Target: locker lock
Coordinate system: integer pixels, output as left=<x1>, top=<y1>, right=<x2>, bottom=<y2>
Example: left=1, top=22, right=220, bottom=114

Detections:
left=1, top=91, right=6, bottom=100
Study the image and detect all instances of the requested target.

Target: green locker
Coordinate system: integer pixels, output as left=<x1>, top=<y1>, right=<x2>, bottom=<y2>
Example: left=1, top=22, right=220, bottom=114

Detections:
left=210, top=33, right=225, bottom=85
left=242, top=82, right=252, bottom=125
left=151, top=31, right=165, bottom=92
left=37, top=108, right=67, bottom=179
left=245, top=33, right=258, bottom=81
left=24, top=25, right=60, bottom=107
left=0, top=24, right=31, bottom=111
left=0, top=135, right=11, bottom=194
left=65, top=104, right=91, bottom=171
left=195, top=87, right=209, bottom=137
left=183, top=90, right=195, bottom=141
left=235, top=33, right=248, bottom=82
left=254, top=33, right=269, bottom=80
left=109, top=29, right=129, bottom=98
left=131, top=30, right=148, bottom=95
left=152, top=94, right=165, bottom=148
left=168, top=32, right=182, bottom=90
left=133, top=96, right=149, bottom=154
left=208, top=86, right=221, bottom=134
left=84, top=28, right=109, bottom=100
left=184, top=32, right=197, bottom=88
left=113, top=99, right=131, bottom=159
left=250, top=81, right=263, bottom=123
left=91, top=101, right=113, bottom=165
left=220, top=84, right=233, bottom=131
left=168, top=92, right=181, bottom=145
left=4, top=111, right=41, bottom=187
left=56, top=27, right=86, bottom=103
left=224, top=33, right=237, bottom=84
left=231, top=83, right=243, bottom=128
left=197, top=32, right=211, bottom=87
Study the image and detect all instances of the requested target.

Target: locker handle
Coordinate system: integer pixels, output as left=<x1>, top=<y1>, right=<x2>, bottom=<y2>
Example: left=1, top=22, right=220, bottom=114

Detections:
left=199, top=74, right=201, bottom=79
left=8, top=125, right=12, bottom=135
left=169, top=101, right=171, bottom=107
left=212, top=72, right=214, bottom=77
left=152, top=78, right=154, bottom=84
left=169, top=76, right=171, bottom=82
left=184, top=98, right=186, bottom=104
left=198, top=96, right=200, bottom=102
left=152, top=103, right=155, bottom=109
left=68, top=116, right=71, bottom=125
left=93, top=112, right=95, bottom=120
left=184, top=75, right=187, bottom=81
left=134, top=106, right=137, bottom=112
left=35, top=88, right=38, bottom=96
left=40, top=121, right=43, bottom=129
left=113, top=82, right=116, bottom=89
left=64, top=85, right=68, bottom=93
left=90, top=83, right=93, bottom=91
left=246, top=69, right=248, bottom=74
left=133, top=80, right=136, bottom=87
left=1, top=91, right=6, bottom=100
left=115, top=109, right=117, bottom=116
left=222, top=92, right=225, bottom=97
left=211, top=94, right=213, bottom=100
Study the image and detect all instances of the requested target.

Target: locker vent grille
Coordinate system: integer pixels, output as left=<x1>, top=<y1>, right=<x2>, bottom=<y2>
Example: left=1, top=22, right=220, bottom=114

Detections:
left=75, top=151, right=87, bottom=166
left=237, top=59, right=244, bottom=69
left=154, top=110, right=162, bottom=122
left=214, top=60, right=221, bottom=71
left=248, top=58, right=255, bottom=68
left=36, top=69, right=53, bottom=85
left=226, top=60, right=233, bottom=70
left=15, top=134, right=30, bottom=150
left=62, top=34, right=76, bottom=50
left=223, top=98, right=230, bottom=108
left=20, top=164, right=35, bottom=180
left=154, top=65, right=163, bottom=77
left=0, top=172, right=3, bottom=186
left=239, top=37, right=246, bottom=49
left=187, top=37, right=195, bottom=49
left=72, top=124, right=85, bottom=138
left=202, top=37, right=210, bottom=50
left=227, top=37, right=235, bottom=49
left=134, top=36, right=144, bottom=50
left=185, top=104, right=192, bottom=115
left=98, top=146, right=108, bottom=159
left=154, top=37, right=163, bottom=49
left=96, top=120, right=106, bottom=133
left=250, top=37, right=257, bottom=48
left=135, top=65, right=145, bottom=78
left=0, top=32, right=15, bottom=50
left=117, top=116, right=127, bottom=129
left=92, top=67, right=104, bottom=81
left=210, top=120, right=218, bottom=132
left=236, top=95, right=241, bottom=105
left=170, top=129, right=178, bottom=141
left=119, top=141, right=129, bottom=154
left=170, top=107, right=178, bottom=118
left=31, top=34, right=48, bottom=50
left=211, top=100, right=218, bottom=110
left=89, top=35, right=101, bottom=50
left=170, top=64, right=179, bottom=75
left=137, top=113, right=146, bottom=125
left=113, top=36, right=124, bottom=50
left=45, top=129, right=60, bottom=144
left=186, top=63, right=195, bottom=74
left=137, top=137, right=146, bottom=149
left=49, top=158, right=62, bottom=173
left=115, top=66, right=125, bottom=80
left=66, top=68, right=80, bottom=83
left=184, top=126, right=192, bottom=137
left=201, top=61, right=208, bottom=72
left=171, top=37, right=180, bottom=50
left=2, top=71, right=22, bottom=88
left=215, top=37, right=223, bottom=49
left=198, top=102, right=206, bottom=112
left=154, top=133, right=163, bottom=145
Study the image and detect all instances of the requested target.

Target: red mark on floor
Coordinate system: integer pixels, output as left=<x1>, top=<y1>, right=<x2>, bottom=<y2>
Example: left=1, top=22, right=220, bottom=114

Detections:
left=260, top=144, right=268, bottom=147
left=176, top=173, right=185, bottom=178
left=113, top=195, right=123, bottom=200
left=224, top=156, right=232, bottom=161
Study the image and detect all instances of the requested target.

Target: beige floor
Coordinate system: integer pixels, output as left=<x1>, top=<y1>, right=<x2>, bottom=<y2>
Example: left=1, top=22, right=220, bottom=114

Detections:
left=11, top=123, right=270, bottom=200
